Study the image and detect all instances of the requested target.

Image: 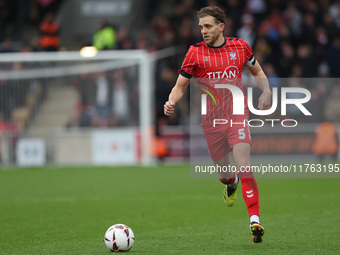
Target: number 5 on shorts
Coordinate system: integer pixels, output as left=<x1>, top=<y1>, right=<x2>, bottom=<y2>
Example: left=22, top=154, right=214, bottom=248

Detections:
left=238, top=128, right=245, bottom=139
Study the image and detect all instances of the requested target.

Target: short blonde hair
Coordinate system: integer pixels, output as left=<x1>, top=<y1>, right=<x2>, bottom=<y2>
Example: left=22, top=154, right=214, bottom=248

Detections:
left=197, top=6, right=226, bottom=25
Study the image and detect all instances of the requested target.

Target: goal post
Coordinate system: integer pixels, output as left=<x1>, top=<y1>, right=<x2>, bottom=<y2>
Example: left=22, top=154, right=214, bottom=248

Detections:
left=139, top=52, right=153, bottom=166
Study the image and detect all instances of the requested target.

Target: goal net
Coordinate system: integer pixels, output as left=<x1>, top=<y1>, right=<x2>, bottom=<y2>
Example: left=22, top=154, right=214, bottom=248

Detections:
left=0, top=49, right=157, bottom=166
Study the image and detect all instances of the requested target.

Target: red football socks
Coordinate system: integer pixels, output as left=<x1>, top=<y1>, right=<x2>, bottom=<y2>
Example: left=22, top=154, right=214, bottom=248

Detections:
left=238, top=170, right=260, bottom=217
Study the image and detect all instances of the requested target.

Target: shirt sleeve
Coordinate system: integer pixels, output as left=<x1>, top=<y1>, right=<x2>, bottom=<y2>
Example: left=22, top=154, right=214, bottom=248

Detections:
left=240, top=39, right=256, bottom=68
left=178, top=45, right=196, bottom=78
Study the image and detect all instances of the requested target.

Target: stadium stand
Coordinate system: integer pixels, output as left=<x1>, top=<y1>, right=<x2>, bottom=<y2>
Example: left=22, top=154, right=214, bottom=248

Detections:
left=0, top=0, right=339, bottom=165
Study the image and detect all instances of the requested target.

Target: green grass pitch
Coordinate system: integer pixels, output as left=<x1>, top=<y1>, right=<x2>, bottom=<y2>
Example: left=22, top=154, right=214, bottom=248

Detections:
left=0, top=165, right=339, bottom=254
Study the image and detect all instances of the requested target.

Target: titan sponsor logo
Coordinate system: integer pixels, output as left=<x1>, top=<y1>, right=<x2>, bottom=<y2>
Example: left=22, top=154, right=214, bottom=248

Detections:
left=207, top=66, right=239, bottom=81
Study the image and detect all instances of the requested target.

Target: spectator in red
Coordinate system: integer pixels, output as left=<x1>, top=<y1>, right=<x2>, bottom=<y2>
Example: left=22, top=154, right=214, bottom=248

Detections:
left=39, top=12, right=60, bottom=51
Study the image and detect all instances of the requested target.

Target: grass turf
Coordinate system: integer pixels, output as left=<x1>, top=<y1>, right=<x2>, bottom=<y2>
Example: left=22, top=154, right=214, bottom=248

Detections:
left=0, top=165, right=339, bottom=254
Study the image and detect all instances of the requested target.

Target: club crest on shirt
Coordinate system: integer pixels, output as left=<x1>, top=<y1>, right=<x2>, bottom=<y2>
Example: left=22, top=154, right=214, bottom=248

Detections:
left=203, top=56, right=210, bottom=61
left=229, top=52, right=237, bottom=60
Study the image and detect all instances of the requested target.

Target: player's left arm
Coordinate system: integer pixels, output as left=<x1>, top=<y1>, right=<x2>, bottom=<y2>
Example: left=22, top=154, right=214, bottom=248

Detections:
left=247, top=61, right=272, bottom=110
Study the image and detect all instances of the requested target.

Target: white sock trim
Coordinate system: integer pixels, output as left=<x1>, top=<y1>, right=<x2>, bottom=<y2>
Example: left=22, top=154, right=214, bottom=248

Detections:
left=250, top=215, right=260, bottom=224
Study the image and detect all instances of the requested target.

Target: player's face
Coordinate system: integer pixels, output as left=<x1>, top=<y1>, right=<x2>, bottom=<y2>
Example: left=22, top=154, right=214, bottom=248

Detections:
left=199, top=16, right=224, bottom=46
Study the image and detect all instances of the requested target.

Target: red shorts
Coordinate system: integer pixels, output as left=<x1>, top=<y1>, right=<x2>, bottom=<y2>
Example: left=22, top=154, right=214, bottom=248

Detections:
left=201, top=114, right=252, bottom=161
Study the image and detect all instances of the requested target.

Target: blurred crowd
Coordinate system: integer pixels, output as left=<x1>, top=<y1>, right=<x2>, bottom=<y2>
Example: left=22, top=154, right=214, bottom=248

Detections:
left=0, top=0, right=340, bottom=131
left=67, top=69, right=140, bottom=128
left=152, top=0, right=340, bottom=125
left=0, top=0, right=63, bottom=51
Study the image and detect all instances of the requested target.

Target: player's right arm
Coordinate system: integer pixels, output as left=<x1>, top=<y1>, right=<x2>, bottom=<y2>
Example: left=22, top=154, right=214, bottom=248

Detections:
left=164, top=75, right=190, bottom=116
left=165, top=45, right=196, bottom=116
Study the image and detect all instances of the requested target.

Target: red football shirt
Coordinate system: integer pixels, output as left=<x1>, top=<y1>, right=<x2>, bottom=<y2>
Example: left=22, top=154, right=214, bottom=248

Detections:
left=179, top=37, right=255, bottom=123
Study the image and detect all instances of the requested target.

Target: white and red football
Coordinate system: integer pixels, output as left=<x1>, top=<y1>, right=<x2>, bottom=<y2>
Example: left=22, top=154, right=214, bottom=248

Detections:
left=104, top=224, right=135, bottom=252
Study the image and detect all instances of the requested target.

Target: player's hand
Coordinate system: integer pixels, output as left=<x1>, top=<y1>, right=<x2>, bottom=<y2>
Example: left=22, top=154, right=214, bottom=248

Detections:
left=164, top=101, right=175, bottom=116
left=258, top=90, right=272, bottom=110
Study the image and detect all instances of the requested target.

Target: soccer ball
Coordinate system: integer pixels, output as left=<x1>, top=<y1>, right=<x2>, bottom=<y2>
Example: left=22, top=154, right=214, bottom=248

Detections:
left=104, top=224, right=135, bottom=252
